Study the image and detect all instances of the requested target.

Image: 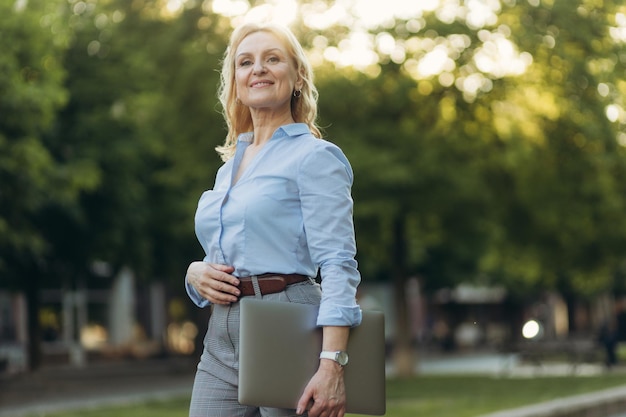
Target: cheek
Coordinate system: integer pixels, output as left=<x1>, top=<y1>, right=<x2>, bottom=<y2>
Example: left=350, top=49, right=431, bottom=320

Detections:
left=235, top=72, right=248, bottom=94
left=288, top=68, right=300, bottom=87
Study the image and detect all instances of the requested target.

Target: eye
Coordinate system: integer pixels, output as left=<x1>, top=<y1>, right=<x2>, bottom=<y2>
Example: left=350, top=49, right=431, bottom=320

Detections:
left=267, top=56, right=280, bottom=63
left=237, top=59, right=252, bottom=67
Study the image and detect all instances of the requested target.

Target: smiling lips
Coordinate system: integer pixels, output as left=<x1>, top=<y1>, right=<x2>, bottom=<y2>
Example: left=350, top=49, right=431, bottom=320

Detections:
left=251, top=80, right=274, bottom=87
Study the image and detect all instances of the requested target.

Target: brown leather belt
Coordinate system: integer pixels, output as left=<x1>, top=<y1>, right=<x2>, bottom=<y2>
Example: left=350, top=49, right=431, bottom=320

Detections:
left=238, top=273, right=309, bottom=297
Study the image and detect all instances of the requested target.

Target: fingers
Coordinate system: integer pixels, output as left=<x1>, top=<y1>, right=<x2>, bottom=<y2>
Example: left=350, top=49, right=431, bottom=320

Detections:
left=204, top=264, right=239, bottom=304
left=208, top=262, right=235, bottom=274
left=296, top=388, right=313, bottom=415
left=307, top=397, right=345, bottom=417
left=296, top=371, right=346, bottom=417
left=208, top=283, right=240, bottom=304
left=206, top=263, right=239, bottom=286
left=187, top=262, right=240, bottom=305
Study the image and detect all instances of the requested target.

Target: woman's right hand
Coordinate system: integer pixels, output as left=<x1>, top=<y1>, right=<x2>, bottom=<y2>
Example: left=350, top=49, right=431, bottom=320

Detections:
left=186, top=262, right=240, bottom=305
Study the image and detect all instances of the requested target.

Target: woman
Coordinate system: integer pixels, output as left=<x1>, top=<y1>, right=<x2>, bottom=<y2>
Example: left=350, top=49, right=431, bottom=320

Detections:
left=185, top=22, right=362, bottom=417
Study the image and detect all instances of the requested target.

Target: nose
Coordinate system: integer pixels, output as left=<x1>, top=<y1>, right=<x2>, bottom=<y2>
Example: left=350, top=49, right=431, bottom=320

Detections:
left=252, top=61, right=266, bottom=74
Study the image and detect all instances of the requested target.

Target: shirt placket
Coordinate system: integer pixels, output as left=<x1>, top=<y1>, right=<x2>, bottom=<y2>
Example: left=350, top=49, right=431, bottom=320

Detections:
left=215, top=138, right=251, bottom=265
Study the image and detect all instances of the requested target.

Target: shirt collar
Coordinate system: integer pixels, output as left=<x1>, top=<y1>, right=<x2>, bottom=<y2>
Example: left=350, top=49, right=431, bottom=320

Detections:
left=237, top=123, right=310, bottom=143
left=277, top=123, right=309, bottom=138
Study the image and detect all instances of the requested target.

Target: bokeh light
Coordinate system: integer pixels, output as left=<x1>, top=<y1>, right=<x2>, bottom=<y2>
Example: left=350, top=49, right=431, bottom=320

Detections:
left=522, top=320, right=543, bottom=339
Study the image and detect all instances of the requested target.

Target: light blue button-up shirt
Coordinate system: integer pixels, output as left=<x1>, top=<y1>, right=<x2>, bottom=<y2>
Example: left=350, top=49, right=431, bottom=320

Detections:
left=186, top=123, right=362, bottom=327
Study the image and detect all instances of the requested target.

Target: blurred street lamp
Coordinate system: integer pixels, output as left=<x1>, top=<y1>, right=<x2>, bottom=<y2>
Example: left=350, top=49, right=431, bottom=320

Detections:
left=522, top=319, right=543, bottom=340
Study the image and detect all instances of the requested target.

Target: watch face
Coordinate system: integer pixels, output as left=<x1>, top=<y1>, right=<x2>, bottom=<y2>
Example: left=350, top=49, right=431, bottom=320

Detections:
left=337, top=351, right=349, bottom=366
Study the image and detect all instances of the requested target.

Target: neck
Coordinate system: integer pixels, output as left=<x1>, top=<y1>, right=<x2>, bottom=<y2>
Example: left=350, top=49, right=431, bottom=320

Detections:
left=250, top=109, right=295, bottom=145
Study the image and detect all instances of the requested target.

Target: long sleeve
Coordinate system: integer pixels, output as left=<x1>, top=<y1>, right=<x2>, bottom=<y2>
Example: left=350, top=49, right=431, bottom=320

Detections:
left=298, top=143, right=362, bottom=327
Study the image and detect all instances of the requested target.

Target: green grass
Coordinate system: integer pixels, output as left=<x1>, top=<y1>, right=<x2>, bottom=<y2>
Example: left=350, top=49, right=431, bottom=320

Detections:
left=374, top=374, right=626, bottom=417
left=38, top=373, right=626, bottom=417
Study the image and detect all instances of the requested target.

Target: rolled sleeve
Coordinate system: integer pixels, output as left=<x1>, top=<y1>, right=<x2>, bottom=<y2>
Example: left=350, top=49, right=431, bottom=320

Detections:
left=298, top=143, right=362, bottom=327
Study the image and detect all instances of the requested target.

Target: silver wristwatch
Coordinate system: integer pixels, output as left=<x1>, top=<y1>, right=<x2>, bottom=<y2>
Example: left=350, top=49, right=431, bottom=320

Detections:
left=319, top=350, right=349, bottom=366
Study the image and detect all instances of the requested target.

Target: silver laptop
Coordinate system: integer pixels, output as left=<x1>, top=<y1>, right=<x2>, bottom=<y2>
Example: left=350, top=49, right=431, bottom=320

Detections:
left=238, top=298, right=386, bottom=415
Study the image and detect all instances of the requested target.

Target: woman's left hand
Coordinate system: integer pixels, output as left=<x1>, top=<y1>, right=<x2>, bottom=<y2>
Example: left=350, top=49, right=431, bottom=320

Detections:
left=296, top=360, right=346, bottom=417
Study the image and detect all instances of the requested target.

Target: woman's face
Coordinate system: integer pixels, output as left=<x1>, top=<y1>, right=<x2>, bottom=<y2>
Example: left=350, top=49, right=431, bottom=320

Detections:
left=234, top=31, right=301, bottom=114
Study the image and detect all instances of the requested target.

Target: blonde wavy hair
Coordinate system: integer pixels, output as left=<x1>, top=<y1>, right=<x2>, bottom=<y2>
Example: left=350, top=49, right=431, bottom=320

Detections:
left=215, top=22, right=322, bottom=161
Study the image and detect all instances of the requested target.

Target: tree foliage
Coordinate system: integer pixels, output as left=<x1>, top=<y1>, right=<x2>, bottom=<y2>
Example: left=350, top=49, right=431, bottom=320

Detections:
left=0, top=0, right=72, bottom=282
left=46, top=0, right=230, bottom=285
left=315, top=0, right=626, bottom=300
left=477, top=0, right=626, bottom=298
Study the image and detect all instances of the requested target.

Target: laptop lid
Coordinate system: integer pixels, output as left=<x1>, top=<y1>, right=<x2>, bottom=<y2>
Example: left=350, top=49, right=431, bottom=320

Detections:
left=238, top=298, right=386, bottom=415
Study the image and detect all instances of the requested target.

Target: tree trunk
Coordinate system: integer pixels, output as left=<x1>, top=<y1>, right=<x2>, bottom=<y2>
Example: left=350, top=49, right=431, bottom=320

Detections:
left=25, top=272, right=42, bottom=371
left=391, top=213, right=415, bottom=377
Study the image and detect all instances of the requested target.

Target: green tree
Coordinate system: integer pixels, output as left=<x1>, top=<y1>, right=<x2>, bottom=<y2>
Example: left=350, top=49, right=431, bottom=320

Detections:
left=480, top=1, right=626, bottom=305
left=1, top=0, right=231, bottom=368
left=44, top=0, right=230, bottom=286
left=40, top=0, right=231, bottom=353
left=0, top=0, right=99, bottom=369
left=313, top=0, right=626, bottom=372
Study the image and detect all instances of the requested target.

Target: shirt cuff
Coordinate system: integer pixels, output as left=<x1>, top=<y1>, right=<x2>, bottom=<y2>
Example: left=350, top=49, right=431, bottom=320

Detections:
left=316, top=304, right=362, bottom=327
left=185, top=275, right=210, bottom=308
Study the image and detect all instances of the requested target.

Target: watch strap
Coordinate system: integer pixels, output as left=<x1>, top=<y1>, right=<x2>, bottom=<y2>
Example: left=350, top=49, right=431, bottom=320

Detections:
left=319, top=351, right=338, bottom=361
left=319, top=350, right=348, bottom=366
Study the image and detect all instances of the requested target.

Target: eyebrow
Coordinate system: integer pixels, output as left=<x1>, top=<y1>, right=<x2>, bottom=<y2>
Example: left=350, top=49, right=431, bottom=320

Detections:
left=236, top=47, right=284, bottom=59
